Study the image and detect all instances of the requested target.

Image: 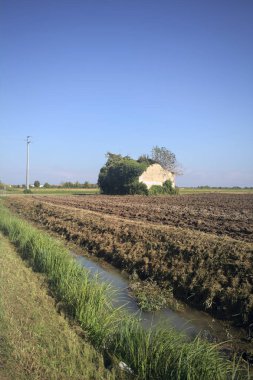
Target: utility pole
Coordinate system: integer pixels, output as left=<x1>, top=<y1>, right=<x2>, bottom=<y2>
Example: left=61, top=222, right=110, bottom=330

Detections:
left=26, top=136, right=31, bottom=190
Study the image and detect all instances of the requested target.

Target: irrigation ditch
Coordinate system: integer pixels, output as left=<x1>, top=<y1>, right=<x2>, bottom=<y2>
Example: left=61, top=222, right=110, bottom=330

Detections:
left=74, top=251, right=253, bottom=351
left=0, top=203, right=251, bottom=379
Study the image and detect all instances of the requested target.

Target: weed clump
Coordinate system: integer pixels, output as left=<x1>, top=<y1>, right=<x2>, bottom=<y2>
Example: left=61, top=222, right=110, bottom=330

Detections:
left=129, top=279, right=180, bottom=312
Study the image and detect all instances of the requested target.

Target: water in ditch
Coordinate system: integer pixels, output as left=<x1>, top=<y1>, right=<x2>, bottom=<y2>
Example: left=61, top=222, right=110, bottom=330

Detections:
left=74, top=252, right=252, bottom=352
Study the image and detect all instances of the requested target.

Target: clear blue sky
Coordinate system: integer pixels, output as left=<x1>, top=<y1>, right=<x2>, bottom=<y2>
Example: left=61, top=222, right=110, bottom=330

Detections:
left=1, top=0, right=252, bottom=186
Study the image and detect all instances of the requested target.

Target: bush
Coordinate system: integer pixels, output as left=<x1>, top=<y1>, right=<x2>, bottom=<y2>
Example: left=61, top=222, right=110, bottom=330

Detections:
left=23, top=189, right=32, bottom=194
left=149, top=180, right=178, bottom=196
left=149, top=185, right=164, bottom=195
left=163, top=180, right=179, bottom=194
left=127, top=181, right=148, bottom=195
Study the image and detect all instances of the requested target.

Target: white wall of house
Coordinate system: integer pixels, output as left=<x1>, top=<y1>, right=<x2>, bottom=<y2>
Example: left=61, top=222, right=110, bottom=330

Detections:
left=139, top=164, right=175, bottom=189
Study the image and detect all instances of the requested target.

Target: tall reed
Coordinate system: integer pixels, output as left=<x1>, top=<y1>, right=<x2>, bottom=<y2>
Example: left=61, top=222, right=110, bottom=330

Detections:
left=0, top=204, right=247, bottom=379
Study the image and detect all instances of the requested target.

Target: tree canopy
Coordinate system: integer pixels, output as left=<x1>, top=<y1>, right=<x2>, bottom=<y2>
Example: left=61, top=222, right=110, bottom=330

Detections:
left=34, top=180, right=40, bottom=188
left=98, top=153, right=148, bottom=195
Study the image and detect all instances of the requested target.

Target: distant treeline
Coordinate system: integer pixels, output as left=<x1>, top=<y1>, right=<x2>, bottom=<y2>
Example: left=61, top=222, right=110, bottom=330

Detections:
left=196, top=186, right=253, bottom=189
left=57, top=181, right=98, bottom=189
left=0, top=181, right=98, bottom=189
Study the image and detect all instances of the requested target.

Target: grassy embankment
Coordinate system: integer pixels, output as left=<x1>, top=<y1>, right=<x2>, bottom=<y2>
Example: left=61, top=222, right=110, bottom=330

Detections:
left=0, top=233, right=116, bottom=380
left=0, top=203, right=249, bottom=379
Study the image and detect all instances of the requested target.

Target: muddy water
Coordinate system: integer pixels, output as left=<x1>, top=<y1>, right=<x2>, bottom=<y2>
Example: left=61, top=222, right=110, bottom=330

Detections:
left=74, top=253, right=251, bottom=348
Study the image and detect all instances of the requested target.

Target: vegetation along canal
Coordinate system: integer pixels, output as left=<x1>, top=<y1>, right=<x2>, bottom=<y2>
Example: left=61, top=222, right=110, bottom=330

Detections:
left=74, top=249, right=253, bottom=360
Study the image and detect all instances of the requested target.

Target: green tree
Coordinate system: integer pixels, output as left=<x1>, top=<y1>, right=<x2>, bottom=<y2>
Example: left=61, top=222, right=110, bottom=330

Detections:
left=43, top=182, right=51, bottom=188
left=34, top=180, right=40, bottom=188
left=98, top=153, right=148, bottom=195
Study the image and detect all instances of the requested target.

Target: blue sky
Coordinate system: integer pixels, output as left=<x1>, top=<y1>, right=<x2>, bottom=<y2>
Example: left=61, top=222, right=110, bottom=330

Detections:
left=1, top=0, right=253, bottom=186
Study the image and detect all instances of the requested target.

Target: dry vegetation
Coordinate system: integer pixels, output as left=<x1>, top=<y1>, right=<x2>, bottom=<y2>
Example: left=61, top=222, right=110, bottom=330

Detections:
left=4, top=194, right=253, bottom=327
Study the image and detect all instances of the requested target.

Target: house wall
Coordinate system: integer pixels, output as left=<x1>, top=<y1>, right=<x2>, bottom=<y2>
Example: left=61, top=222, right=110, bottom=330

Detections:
left=139, top=164, right=175, bottom=189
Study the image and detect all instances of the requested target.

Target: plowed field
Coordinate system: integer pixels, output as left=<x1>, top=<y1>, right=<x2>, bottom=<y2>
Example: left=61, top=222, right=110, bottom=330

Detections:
left=4, top=194, right=253, bottom=327
left=30, top=193, right=253, bottom=242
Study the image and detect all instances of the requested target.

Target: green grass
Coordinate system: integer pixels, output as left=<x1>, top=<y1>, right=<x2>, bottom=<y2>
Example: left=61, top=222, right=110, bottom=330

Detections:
left=1, top=187, right=99, bottom=195
left=0, top=233, right=115, bottom=380
left=0, top=203, right=248, bottom=379
left=179, top=187, right=253, bottom=194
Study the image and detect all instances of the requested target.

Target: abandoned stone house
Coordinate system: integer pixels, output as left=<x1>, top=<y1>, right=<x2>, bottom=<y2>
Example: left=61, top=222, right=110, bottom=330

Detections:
left=138, top=163, right=175, bottom=189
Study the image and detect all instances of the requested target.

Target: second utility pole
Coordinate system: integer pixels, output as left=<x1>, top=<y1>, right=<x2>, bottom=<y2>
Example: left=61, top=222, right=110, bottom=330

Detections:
left=26, top=136, right=31, bottom=190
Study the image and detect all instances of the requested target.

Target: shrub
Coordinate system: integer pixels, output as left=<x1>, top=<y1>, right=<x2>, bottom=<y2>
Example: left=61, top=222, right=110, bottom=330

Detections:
left=127, top=181, right=148, bottom=195
left=149, top=180, right=178, bottom=196
left=163, top=180, right=179, bottom=195
left=149, top=185, right=164, bottom=195
left=23, top=188, right=32, bottom=194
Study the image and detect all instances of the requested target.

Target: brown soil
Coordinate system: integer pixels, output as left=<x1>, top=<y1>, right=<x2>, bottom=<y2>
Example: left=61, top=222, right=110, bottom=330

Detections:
left=28, top=193, right=253, bottom=242
left=4, top=195, right=253, bottom=329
